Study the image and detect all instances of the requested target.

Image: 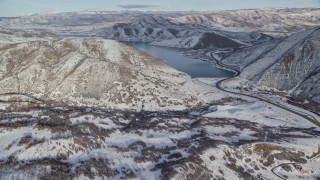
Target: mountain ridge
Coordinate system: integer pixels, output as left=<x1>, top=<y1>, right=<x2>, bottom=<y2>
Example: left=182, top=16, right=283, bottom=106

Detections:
left=0, top=32, right=216, bottom=111
left=221, top=27, right=320, bottom=106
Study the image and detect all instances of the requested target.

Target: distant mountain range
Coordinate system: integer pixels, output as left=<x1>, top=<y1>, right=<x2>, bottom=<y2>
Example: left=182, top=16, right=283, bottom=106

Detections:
left=1, top=8, right=319, bottom=34
left=174, top=8, right=320, bottom=33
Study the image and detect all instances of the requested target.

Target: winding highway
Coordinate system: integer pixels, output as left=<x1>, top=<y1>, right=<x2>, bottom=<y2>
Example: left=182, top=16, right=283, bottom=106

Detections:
left=211, top=54, right=320, bottom=129
left=210, top=46, right=320, bottom=179
left=216, top=77, right=320, bottom=128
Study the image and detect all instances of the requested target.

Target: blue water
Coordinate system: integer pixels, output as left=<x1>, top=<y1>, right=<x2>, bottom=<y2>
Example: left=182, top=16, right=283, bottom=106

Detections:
left=59, top=34, right=235, bottom=78
left=126, top=42, right=235, bottom=78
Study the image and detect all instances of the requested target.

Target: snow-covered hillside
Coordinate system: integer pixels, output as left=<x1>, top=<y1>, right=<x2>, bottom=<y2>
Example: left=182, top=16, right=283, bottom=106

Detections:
left=2, top=8, right=319, bottom=35
left=0, top=31, right=219, bottom=111
left=0, top=11, right=141, bottom=34
left=221, top=27, right=320, bottom=106
left=1, top=81, right=319, bottom=179
left=174, top=8, right=320, bottom=34
left=1, top=8, right=319, bottom=49
left=96, top=15, right=243, bottom=49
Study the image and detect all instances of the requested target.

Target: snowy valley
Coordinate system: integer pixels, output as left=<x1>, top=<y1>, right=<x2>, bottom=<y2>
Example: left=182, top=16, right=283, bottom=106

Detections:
left=0, top=8, right=320, bottom=180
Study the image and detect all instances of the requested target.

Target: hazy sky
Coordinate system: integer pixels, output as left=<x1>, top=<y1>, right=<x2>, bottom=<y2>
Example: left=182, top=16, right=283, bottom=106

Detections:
left=0, top=0, right=319, bottom=16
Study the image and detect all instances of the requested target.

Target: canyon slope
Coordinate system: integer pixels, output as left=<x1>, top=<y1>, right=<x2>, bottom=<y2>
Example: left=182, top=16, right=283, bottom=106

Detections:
left=221, top=27, right=320, bottom=107
left=0, top=31, right=215, bottom=111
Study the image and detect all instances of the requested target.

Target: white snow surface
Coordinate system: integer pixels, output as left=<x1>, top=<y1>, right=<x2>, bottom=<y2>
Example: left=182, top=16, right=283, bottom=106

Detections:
left=0, top=33, right=220, bottom=111
left=203, top=100, right=316, bottom=128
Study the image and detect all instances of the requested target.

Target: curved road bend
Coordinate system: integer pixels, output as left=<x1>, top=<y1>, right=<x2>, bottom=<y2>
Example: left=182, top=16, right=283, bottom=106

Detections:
left=270, top=163, right=300, bottom=180
left=209, top=52, right=320, bottom=128
left=210, top=50, right=320, bottom=180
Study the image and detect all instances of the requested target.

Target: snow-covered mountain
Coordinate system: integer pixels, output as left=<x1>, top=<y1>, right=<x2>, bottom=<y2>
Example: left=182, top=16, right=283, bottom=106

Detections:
left=97, top=15, right=243, bottom=49
left=221, top=27, right=320, bottom=106
left=2, top=8, right=320, bottom=35
left=0, top=30, right=217, bottom=111
left=1, top=8, right=319, bottom=49
left=174, top=8, right=320, bottom=34
left=0, top=11, right=146, bottom=35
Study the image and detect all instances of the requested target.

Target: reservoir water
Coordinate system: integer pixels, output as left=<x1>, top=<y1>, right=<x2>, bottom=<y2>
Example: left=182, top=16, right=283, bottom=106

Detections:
left=60, top=35, right=235, bottom=78
left=126, top=42, right=235, bottom=78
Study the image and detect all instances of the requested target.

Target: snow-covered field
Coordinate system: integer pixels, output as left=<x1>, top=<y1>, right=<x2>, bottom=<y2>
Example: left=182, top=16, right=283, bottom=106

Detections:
left=0, top=96, right=319, bottom=179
